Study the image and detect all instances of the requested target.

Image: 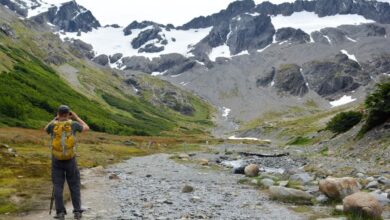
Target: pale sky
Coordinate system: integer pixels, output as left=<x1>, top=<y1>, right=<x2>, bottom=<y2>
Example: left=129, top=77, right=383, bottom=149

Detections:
left=47, top=0, right=390, bottom=27
left=74, top=0, right=239, bottom=26
left=47, top=0, right=300, bottom=27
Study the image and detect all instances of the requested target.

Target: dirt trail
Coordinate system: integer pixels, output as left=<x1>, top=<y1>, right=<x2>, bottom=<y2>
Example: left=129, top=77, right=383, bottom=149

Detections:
left=4, top=154, right=304, bottom=220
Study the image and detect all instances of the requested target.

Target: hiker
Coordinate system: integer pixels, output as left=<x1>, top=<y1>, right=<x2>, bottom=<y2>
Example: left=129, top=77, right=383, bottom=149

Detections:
left=45, top=105, right=90, bottom=219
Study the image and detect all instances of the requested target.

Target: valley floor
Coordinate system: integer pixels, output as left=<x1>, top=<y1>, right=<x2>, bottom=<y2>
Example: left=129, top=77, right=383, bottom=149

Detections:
left=3, top=153, right=304, bottom=220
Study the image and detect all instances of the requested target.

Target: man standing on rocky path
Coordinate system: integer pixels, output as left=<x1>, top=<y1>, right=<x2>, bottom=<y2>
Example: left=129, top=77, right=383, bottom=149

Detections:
left=45, top=105, right=90, bottom=220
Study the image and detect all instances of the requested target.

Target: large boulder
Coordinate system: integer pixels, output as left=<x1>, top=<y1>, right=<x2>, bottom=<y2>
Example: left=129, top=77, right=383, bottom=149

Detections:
left=109, top=53, right=123, bottom=63
left=319, top=177, right=360, bottom=200
left=343, top=192, right=383, bottom=219
left=269, top=186, right=314, bottom=204
left=244, top=164, right=259, bottom=177
left=121, top=56, right=152, bottom=73
left=92, top=54, right=109, bottom=66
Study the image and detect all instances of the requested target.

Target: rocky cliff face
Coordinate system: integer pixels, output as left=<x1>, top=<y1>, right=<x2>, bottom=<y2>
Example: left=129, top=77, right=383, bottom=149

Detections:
left=32, top=1, right=100, bottom=32
left=2, top=0, right=389, bottom=125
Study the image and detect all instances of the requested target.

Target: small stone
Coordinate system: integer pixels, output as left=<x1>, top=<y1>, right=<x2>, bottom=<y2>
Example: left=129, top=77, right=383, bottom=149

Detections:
left=178, top=153, right=190, bottom=160
left=109, top=173, right=120, bottom=180
left=335, top=205, right=344, bottom=212
left=279, top=181, right=289, bottom=187
left=356, top=173, right=365, bottom=178
left=366, top=176, right=375, bottom=182
left=0, top=143, right=10, bottom=149
left=198, top=159, right=209, bottom=166
left=260, top=178, right=275, bottom=188
left=244, top=164, right=259, bottom=177
left=146, top=174, right=152, bottom=178
left=289, top=173, right=313, bottom=185
left=378, top=176, right=390, bottom=186
left=316, top=194, right=329, bottom=203
left=163, top=200, right=173, bottom=205
left=366, top=181, right=379, bottom=189
left=182, top=185, right=194, bottom=193
left=190, top=196, right=201, bottom=203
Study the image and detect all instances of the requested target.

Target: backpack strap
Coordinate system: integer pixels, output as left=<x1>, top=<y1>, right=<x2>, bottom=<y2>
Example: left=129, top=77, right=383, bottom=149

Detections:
left=49, top=121, right=58, bottom=159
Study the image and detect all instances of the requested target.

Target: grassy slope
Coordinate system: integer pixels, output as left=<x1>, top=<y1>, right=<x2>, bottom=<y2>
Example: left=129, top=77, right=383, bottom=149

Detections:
left=0, top=16, right=213, bottom=137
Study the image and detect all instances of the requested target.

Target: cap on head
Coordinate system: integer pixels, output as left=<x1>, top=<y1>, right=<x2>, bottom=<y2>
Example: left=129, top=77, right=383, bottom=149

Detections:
left=58, top=105, right=70, bottom=115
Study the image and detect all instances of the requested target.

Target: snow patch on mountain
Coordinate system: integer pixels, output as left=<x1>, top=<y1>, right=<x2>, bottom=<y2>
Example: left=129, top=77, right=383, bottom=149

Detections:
left=340, top=49, right=359, bottom=63
left=58, top=26, right=212, bottom=58
left=222, top=107, right=231, bottom=118
left=209, top=44, right=231, bottom=61
left=9, top=0, right=68, bottom=18
left=330, top=95, right=357, bottom=107
left=271, top=12, right=375, bottom=34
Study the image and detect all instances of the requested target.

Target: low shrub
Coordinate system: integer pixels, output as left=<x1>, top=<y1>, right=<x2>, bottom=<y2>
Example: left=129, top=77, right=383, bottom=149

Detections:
left=326, top=111, right=363, bottom=134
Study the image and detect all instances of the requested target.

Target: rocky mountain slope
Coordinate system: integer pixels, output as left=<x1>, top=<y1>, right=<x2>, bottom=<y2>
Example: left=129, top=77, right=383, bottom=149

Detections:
left=0, top=4, right=212, bottom=137
left=1, top=0, right=390, bottom=135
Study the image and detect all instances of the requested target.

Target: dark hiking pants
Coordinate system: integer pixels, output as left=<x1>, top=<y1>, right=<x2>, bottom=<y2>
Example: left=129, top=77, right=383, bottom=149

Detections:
left=52, top=157, right=81, bottom=214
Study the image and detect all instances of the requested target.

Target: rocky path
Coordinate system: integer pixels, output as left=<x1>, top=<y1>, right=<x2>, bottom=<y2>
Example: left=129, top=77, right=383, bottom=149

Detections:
left=6, top=154, right=304, bottom=220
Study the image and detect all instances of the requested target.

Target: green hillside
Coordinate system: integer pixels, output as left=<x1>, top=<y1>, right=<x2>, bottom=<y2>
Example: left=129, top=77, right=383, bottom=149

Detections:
left=0, top=17, right=213, bottom=137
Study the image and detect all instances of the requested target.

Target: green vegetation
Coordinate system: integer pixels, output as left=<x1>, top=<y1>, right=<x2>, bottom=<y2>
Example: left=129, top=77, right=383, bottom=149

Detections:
left=287, top=136, right=313, bottom=146
left=360, top=79, right=390, bottom=135
left=326, top=111, right=363, bottom=134
left=0, top=44, right=211, bottom=136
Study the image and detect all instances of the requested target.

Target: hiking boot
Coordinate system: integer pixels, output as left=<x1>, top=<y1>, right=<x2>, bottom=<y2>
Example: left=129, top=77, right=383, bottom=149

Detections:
left=74, top=211, right=82, bottom=219
left=53, top=212, right=65, bottom=220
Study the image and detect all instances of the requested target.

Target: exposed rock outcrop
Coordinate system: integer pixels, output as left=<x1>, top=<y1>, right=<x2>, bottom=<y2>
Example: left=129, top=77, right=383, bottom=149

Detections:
left=67, top=39, right=95, bottom=59
left=275, top=28, right=310, bottom=44
left=131, top=26, right=162, bottom=49
left=0, top=23, right=16, bottom=38
left=226, top=14, right=275, bottom=55
left=32, top=1, right=100, bottom=32
left=256, top=67, right=276, bottom=87
left=109, top=53, right=123, bottom=64
left=92, top=54, right=109, bottom=66
left=274, top=64, right=308, bottom=97
left=302, top=53, right=369, bottom=98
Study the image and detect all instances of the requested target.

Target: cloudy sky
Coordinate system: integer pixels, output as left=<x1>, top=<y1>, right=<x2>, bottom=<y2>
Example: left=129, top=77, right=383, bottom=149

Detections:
left=44, top=0, right=296, bottom=26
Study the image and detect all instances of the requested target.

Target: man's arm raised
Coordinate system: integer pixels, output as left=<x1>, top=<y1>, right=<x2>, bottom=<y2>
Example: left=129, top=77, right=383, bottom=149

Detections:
left=71, top=111, right=90, bottom=132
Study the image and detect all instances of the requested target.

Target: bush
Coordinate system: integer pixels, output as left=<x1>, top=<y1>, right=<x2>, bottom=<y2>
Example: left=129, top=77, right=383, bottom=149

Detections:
left=360, top=80, right=390, bottom=135
left=326, top=111, right=363, bottom=134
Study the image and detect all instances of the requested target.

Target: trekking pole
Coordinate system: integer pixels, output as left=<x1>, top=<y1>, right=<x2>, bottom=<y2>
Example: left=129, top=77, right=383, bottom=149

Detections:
left=49, top=186, right=54, bottom=215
